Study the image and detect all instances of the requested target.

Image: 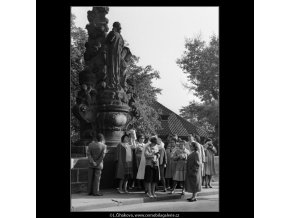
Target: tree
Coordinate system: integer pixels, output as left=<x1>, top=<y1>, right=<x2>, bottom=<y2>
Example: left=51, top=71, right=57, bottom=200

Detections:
left=180, top=100, right=219, bottom=147
left=71, top=13, right=88, bottom=143
left=177, top=35, right=219, bottom=149
left=126, top=55, right=162, bottom=137
left=176, top=35, right=219, bottom=103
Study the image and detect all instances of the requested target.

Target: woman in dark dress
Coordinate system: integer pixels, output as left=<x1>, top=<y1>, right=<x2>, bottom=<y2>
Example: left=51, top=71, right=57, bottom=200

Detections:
left=185, top=141, right=202, bottom=202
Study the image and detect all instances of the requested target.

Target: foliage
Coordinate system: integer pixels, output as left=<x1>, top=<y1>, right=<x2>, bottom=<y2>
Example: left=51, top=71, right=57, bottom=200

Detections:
left=71, top=13, right=88, bottom=143
left=177, top=35, right=219, bottom=148
left=180, top=100, right=218, bottom=144
left=126, top=55, right=162, bottom=137
left=176, top=35, right=219, bottom=102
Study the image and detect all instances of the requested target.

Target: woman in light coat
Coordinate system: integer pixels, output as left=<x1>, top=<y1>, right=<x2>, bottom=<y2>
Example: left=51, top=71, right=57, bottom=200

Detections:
left=115, top=133, right=134, bottom=194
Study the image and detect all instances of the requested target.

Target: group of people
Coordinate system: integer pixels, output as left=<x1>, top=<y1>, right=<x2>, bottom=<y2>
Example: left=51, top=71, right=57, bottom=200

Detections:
left=86, top=130, right=217, bottom=202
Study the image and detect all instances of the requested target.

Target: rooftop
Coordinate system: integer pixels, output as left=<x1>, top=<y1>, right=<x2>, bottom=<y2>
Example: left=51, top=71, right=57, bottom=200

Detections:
left=150, top=101, right=210, bottom=138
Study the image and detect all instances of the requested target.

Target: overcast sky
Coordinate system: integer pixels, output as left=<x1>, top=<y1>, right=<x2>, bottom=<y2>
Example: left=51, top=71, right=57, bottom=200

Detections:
left=71, top=6, right=219, bottom=114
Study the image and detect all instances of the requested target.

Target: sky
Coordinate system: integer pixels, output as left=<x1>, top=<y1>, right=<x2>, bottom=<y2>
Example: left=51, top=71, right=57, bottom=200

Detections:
left=71, top=6, right=219, bottom=114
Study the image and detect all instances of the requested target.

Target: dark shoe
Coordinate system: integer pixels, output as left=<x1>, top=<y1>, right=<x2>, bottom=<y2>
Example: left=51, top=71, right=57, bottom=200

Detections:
left=208, top=185, right=213, bottom=188
left=181, top=191, right=185, bottom=195
left=205, top=185, right=208, bottom=188
left=188, top=198, right=197, bottom=202
left=162, top=189, right=167, bottom=192
left=124, top=190, right=129, bottom=194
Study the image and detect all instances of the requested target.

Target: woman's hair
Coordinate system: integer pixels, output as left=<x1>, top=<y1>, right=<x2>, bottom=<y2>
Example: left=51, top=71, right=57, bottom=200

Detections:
left=194, top=135, right=201, bottom=143
left=204, top=138, right=212, bottom=144
left=150, top=137, right=158, bottom=144
left=121, top=133, right=130, bottom=142
left=191, top=141, right=198, bottom=151
left=96, top=133, right=105, bottom=142
left=137, top=134, right=144, bottom=141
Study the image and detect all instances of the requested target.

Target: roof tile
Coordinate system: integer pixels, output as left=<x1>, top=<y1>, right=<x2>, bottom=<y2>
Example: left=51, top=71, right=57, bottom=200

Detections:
left=150, top=101, right=210, bottom=138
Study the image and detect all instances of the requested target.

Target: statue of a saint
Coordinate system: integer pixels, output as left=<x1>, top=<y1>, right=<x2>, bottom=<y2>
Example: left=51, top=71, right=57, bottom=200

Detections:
left=105, top=22, right=124, bottom=89
left=120, top=46, right=132, bottom=89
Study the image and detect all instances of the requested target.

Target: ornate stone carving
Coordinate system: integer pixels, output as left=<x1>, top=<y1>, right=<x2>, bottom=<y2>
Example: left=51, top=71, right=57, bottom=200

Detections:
left=105, top=22, right=124, bottom=90
left=73, top=7, right=138, bottom=144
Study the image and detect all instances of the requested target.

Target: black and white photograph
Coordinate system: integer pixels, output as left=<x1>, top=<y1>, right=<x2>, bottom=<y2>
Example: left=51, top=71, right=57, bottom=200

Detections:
left=70, top=6, right=219, bottom=212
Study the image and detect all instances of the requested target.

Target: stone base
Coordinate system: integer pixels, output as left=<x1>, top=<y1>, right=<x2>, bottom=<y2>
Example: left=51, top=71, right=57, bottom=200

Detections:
left=71, top=146, right=87, bottom=158
left=71, top=182, right=88, bottom=193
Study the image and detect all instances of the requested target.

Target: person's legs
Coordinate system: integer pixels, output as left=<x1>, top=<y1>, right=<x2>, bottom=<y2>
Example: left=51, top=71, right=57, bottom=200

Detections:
left=87, top=167, right=94, bottom=195
left=202, top=176, right=206, bottom=186
left=165, top=178, right=170, bottom=189
left=118, top=179, right=124, bottom=193
left=95, top=169, right=102, bottom=192
left=136, top=179, right=141, bottom=189
left=205, top=175, right=209, bottom=188
left=147, top=182, right=153, bottom=197
left=124, top=177, right=129, bottom=193
left=161, top=178, right=167, bottom=191
left=128, top=178, right=132, bottom=189
left=181, top=181, right=185, bottom=195
left=179, top=180, right=183, bottom=188
left=187, top=192, right=197, bottom=201
left=152, top=182, right=157, bottom=197
left=208, top=175, right=212, bottom=188
left=170, top=180, right=177, bottom=193
left=143, top=180, right=148, bottom=193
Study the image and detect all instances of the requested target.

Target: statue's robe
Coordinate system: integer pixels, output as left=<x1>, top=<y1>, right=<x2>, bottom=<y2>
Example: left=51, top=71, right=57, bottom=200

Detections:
left=106, top=30, right=124, bottom=89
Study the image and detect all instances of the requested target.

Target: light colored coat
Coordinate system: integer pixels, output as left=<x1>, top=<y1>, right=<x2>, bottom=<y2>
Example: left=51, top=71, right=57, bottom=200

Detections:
left=136, top=143, right=161, bottom=180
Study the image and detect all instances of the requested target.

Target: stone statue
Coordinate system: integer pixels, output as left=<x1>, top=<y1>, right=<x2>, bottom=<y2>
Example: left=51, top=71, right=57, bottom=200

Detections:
left=105, top=22, right=124, bottom=89
left=120, top=46, right=132, bottom=89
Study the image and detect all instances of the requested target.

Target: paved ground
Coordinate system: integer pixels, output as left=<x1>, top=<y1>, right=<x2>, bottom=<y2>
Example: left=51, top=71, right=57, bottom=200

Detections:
left=85, top=193, right=218, bottom=212
left=72, top=183, right=219, bottom=212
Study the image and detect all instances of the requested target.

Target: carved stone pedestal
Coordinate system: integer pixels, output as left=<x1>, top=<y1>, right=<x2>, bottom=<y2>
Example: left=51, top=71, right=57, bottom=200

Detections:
left=71, top=6, right=136, bottom=192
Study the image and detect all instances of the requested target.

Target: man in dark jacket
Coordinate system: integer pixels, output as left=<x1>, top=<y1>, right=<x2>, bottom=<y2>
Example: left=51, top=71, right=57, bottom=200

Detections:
left=87, top=133, right=107, bottom=196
